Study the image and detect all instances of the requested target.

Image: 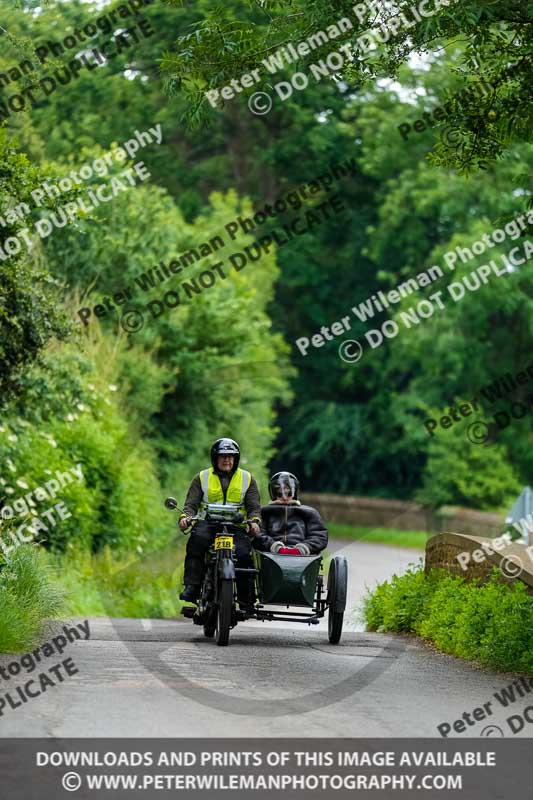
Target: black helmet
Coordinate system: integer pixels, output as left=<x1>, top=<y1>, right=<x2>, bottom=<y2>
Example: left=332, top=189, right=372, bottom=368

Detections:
left=269, top=471, right=299, bottom=501
left=211, top=438, right=240, bottom=470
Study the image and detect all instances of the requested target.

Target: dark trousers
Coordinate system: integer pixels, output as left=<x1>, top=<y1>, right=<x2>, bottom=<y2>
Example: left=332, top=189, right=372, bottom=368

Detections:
left=183, top=522, right=255, bottom=601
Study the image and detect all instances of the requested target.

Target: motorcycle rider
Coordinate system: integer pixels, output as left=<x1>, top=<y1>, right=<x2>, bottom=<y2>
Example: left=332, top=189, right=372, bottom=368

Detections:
left=254, top=471, right=328, bottom=554
left=179, top=438, right=262, bottom=603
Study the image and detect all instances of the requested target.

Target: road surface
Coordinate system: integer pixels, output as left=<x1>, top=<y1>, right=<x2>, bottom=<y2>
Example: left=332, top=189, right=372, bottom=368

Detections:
left=1, top=540, right=530, bottom=738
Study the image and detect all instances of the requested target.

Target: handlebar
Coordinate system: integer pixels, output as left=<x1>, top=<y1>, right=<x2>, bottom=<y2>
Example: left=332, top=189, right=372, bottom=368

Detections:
left=164, top=497, right=258, bottom=534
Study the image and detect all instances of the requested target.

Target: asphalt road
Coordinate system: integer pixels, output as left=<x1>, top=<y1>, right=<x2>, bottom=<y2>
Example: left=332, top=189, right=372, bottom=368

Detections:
left=1, top=540, right=531, bottom=738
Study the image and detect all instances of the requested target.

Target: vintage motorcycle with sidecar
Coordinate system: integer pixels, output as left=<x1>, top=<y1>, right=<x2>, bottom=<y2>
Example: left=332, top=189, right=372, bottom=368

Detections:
left=165, top=497, right=348, bottom=647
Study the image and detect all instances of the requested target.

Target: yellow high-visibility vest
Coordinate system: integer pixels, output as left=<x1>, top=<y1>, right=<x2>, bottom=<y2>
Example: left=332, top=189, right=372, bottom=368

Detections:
left=199, top=467, right=251, bottom=513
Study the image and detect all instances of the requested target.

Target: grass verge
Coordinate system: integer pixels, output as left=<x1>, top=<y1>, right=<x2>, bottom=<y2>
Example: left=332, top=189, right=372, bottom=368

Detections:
left=329, top=523, right=428, bottom=549
left=363, top=564, right=533, bottom=673
left=0, top=545, right=65, bottom=653
left=46, top=540, right=186, bottom=619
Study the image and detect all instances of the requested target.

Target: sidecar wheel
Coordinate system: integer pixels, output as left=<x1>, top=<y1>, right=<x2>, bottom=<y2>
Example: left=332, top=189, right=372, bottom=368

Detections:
left=216, top=580, right=233, bottom=646
left=328, top=608, right=344, bottom=644
left=327, top=556, right=348, bottom=644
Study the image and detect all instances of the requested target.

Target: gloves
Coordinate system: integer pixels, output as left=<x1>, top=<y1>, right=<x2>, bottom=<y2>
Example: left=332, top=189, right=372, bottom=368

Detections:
left=270, top=541, right=311, bottom=555
left=247, top=521, right=261, bottom=536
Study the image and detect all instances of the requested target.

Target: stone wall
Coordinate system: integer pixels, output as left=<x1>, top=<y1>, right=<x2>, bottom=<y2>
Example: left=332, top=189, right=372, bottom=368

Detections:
left=301, top=493, right=503, bottom=537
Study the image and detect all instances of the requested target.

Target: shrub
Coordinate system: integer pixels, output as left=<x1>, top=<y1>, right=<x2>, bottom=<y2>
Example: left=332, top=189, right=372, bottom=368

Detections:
left=363, top=565, right=533, bottom=673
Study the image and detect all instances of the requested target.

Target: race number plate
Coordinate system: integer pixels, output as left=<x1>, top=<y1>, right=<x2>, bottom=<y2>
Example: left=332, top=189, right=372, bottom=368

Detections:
left=215, top=536, right=234, bottom=550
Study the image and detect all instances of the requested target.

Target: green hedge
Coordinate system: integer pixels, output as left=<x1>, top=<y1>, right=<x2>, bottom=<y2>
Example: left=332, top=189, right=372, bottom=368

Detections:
left=363, top=564, right=533, bottom=673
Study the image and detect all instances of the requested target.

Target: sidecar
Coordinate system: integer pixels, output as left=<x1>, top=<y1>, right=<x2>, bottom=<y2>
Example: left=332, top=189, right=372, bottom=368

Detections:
left=250, top=549, right=348, bottom=644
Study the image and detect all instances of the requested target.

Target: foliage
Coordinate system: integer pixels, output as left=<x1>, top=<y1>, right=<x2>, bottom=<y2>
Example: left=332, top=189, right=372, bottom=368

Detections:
left=46, top=541, right=186, bottom=620
left=0, top=129, right=70, bottom=400
left=415, top=423, right=522, bottom=510
left=0, top=0, right=531, bottom=555
left=161, top=0, right=533, bottom=171
left=0, top=544, right=65, bottom=653
left=0, top=341, right=171, bottom=553
left=363, top=565, right=533, bottom=673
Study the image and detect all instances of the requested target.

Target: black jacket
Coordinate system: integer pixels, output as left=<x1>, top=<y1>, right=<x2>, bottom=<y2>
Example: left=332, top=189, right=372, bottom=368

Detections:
left=254, top=501, right=328, bottom=554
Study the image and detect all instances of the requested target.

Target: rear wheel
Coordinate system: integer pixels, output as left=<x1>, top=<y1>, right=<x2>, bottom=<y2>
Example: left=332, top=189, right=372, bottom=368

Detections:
left=216, top=580, right=233, bottom=646
left=327, top=557, right=348, bottom=644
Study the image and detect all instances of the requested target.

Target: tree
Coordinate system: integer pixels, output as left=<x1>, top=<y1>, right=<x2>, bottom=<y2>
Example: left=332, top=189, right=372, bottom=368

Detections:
left=162, top=0, right=533, bottom=171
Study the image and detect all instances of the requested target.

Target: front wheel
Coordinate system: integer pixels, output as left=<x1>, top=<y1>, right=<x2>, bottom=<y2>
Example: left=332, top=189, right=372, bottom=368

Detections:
left=216, top=580, right=233, bottom=646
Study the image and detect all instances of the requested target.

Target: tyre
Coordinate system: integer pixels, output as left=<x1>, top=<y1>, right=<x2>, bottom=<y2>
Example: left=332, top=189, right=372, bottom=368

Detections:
left=215, top=580, right=233, bottom=646
left=327, top=556, right=348, bottom=644
left=328, top=608, right=344, bottom=644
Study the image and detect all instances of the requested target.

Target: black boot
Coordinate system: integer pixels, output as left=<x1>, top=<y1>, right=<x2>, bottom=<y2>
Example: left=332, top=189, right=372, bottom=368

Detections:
left=180, top=584, right=200, bottom=603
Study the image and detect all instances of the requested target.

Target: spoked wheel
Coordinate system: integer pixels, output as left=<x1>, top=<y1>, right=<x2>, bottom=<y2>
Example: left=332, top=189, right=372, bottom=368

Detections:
left=215, top=580, right=233, bottom=646
left=327, top=556, right=348, bottom=644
